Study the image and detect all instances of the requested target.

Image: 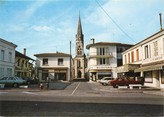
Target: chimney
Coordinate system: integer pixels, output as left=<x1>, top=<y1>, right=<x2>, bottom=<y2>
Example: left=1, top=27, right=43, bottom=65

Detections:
left=91, top=38, right=95, bottom=44
left=23, top=48, right=26, bottom=55
left=159, top=13, right=163, bottom=31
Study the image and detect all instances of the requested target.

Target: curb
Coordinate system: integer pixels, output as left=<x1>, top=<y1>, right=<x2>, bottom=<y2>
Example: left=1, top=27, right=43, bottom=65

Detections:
left=143, top=91, right=164, bottom=97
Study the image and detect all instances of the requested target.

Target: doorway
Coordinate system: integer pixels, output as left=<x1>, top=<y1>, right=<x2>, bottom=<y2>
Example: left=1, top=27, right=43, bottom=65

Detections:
left=78, top=70, right=82, bottom=78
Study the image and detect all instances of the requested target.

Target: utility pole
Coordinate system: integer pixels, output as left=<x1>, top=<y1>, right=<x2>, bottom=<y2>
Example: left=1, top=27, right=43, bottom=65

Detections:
left=70, top=41, right=72, bottom=81
left=159, top=13, right=163, bottom=31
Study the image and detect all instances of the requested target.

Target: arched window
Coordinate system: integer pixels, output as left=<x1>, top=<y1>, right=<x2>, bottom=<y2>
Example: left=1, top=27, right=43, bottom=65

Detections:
left=77, top=60, right=81, bottom=68
left=77, top=46, right=82, bottom=55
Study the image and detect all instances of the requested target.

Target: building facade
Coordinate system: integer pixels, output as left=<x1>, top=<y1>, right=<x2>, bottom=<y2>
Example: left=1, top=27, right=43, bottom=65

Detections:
left=86, top=39, right=133, bottom=81
left=34, top=52, right=73, bottom=82
left=15, top=48, right=35, bottom=78
left=74, top=15, right=86, bottom=80
left=116, top=30, right=164, bottom=88
left=0, top=38, right=17, bottom=78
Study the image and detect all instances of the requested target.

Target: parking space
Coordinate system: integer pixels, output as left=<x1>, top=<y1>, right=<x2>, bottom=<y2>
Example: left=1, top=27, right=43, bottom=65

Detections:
left=0, top=81, right=163, bottom=97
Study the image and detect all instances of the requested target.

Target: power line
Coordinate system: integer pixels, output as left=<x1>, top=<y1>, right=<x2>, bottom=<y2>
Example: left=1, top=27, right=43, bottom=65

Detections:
left=95, top=0, right=136, bottom=43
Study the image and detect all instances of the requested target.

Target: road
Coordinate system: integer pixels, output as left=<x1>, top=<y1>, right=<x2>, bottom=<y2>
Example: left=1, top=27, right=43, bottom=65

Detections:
left=1, top=100, right=163, bottom=116
left=0, top=82, right=164, bottom=116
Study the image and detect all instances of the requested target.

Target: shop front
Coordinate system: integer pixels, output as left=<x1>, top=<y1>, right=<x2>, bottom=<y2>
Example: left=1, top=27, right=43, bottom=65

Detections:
left=135, top=63, right=164, bottom=89
left=38, top=67, right=68, bottom=82
left=115, top=64, right=140, bottom=78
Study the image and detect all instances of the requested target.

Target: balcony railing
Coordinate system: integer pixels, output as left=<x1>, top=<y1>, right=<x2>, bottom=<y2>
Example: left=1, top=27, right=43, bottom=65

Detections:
left=90, top=65, right=113, bottom=70
left=87, top=52, right=113, bottom=58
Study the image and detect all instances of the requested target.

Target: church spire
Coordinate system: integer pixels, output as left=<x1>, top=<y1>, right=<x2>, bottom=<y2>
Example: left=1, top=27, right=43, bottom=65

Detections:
left=77, top=14, right=83, bottom=37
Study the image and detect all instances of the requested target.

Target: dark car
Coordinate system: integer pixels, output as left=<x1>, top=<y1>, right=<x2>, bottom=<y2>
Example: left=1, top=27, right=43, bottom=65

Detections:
left=23, top=77, right=38, bottom=84
left=110, top=78, right=142, bottom=88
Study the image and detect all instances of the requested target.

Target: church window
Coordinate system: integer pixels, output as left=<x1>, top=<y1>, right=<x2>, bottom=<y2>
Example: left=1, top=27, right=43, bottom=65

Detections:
left=77, top=60, right=81, bottom=68
left=77, top=46, right=82, bottom=55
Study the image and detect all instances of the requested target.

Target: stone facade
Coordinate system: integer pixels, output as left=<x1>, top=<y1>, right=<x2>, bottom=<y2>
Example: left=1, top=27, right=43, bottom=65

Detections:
left=74, top=15, right=86, bottom=79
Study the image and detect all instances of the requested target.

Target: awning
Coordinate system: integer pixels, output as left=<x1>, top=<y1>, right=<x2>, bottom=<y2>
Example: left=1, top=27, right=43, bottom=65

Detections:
left=115, top=64, right=140, bottom=73
left=38, top=67, right=68, bottom=73
left=135, top=64, right=164, bottom=72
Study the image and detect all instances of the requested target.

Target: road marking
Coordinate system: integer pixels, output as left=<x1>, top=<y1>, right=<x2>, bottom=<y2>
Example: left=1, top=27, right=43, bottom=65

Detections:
left=0, top=92, right=8, bottom=94
left=71, top=82, right=80, bottom=95
left=22, top=91, right=37, bottom=95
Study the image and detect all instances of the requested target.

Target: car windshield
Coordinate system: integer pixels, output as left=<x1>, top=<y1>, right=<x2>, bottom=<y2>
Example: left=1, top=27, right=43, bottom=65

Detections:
left=102, top=77, right=113, bottom=80
left=8, top=77, right=15, bottom=80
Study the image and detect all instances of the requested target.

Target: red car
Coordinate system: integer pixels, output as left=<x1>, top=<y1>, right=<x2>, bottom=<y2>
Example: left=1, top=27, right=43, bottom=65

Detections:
left=110, top=78, right=142, bottom=88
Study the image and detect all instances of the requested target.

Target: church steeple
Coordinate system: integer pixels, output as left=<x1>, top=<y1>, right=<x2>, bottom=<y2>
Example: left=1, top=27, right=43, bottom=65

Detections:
left=75, top=14, right=84, bottom=56
left=77, top=15, right=83, bottom=36
left=76, top=14, right=83, bottom=42
left=74, top=14, right=86, bottom=80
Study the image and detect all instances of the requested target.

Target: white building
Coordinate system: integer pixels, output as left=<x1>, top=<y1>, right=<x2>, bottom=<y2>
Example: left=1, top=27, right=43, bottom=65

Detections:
left=0, top=38, right=17, bottom=78
left=86, top=39, right=133, bottom=81
left=117, top=30, right=164, bottom=88
left=34, top=52, right=73, bottom=82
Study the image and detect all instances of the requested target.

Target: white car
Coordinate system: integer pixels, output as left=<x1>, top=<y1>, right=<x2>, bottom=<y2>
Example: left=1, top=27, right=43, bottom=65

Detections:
left=99, top=77, right=114, bottom=86
left=0, top=77, right=26, bottom=87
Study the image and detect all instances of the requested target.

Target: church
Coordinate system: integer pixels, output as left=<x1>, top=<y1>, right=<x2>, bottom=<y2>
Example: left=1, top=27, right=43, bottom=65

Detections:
left=74, top=15, right=87, bottom=80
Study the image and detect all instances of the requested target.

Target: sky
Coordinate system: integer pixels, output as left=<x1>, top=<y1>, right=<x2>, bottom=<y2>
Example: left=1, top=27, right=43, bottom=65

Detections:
left=0, top=0, right=164, bottom=59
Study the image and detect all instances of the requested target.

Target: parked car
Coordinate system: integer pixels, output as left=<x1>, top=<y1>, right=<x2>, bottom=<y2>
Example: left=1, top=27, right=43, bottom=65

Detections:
left=110, top=78, right=142, bottom=88
left=0, top=76, right=26, bottom=87
left=99, top=77, right=114, bottom=86
left=23, top=77, right=38, bottom=84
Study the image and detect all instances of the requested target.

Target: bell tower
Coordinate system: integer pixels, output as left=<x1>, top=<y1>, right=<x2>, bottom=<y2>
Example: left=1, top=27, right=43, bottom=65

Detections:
left=74, top=15, right=86, bottom=79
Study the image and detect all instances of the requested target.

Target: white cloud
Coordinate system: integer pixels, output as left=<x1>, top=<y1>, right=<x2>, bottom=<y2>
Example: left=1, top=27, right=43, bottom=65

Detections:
left=16, top=1, right=48, bottom=22
left=32, top=25, right=54, bottom=32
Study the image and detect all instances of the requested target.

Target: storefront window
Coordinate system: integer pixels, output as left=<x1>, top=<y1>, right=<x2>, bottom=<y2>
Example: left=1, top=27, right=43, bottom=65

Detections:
left=144, top=71, right=153, bottom=83
left=161, top=70, right=164, bottom=84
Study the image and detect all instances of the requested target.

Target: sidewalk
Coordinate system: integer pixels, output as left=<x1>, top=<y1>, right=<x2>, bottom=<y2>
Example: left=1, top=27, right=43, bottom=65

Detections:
left=109, top=86, right=164, bottom=96
left=143, top=88, right=164, bottom=97
left=93, top=81, right=164, bottom=96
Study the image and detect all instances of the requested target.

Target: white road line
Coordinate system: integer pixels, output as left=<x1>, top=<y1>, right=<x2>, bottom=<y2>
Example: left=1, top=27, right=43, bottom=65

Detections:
left=71, top=82, right=80, bottom=95
left=0, top=92, right=8, bottom=94
left=22, top=91, right=37, bottom=95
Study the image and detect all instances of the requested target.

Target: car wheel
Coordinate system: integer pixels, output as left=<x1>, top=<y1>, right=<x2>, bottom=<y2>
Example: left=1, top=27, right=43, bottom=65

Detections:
left=27, top=81, right=30, bottom=85
left=102, top=83, right=106, bottom=86
left=13, top=83, right=19, bottom=87
left=113, top=85, right=117, bottom=88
